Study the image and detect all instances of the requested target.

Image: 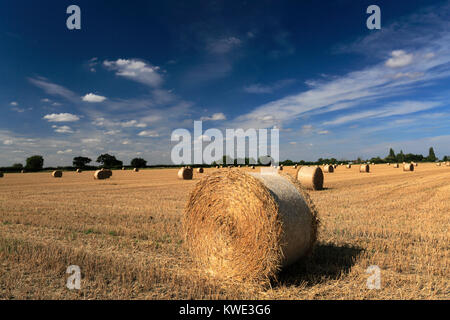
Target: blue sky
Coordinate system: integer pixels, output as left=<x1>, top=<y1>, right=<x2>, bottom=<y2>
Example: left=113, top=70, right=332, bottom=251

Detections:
left=1, top=0, right=449, bottom=166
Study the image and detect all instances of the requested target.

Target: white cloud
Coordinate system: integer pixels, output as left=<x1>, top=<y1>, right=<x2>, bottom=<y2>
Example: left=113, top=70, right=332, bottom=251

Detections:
left=207, top=37, right=241, bottom=54
left=82, top=138, right=100, bottom=144
left=317, top=130, right=330, bottom=135
left=57, top=149, right=72, bottom=154
left=385, top=50, right=414, bottom=68
left=41, top=98, right=51, bottom=103
left=43, top=113, right=80, bottom=122
left=103, top=59, right=163, bottom=87
left=52, top=125, right=74, bottom=134
left=244, top=79, right=295, bottom=94
left=137, top=130, right=159, bottom=137
left=82, top=93, right=107, bottom=103
left=10, top=101, right=18, bottom=106
left=3, top=140, right=13, bottom=145
left=121, top=120, right=147, bottom=128
left=200, top=113, right=227, bottom=121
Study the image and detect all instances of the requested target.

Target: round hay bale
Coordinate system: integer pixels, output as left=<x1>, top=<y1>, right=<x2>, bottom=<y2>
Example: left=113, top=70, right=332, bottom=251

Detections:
left=413, top=162, right=418, bottom=167
left=446, top=162, right=450, bottom=167
left=323, top=165, right=334, bottom=173
left=0, top=172, right=4, bottom=178
left=277, top=166, right=283, bottom=171
left=21, top=170, right=25, bottom=173
left=183, top=170, right=318, bottom=282
left=215, top=166, right=219, bottom=168
left=296, top=166, right=323, bottom=190
left=76, top=169, right=82, bottom=173
left=52, top=170, right=63, bottom=178
left=94, top=169, right=110, bottom=180
left=387, top=163, right=390, bottom=166
left=122, top=167, right=125, bottom=170
left=133, top=168, right=139, bottom=172
left=393, top=163, right=399, bottom=168
left=360, top=164, right=370, bottom=173
left=178, top=167, right=193, bottom=180
left=403, top=163, right=414, bottom=171
left=197, top=168, right=204, bottom=173
left=346, top=164, right=352, bottom=169
left=436, top=162, right=441, bottom=166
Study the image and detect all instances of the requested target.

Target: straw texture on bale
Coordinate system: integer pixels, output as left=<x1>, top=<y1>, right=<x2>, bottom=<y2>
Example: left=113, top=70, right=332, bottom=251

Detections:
left=197, top=168, right=204, bottom=173
left=296, top=166, right=323, bottom=190
left=323, top=165, right=334, bottom=173
left=52, top=170, right=63, bottom=178
left=94, top=169, right=111, bottom=180
left=183, top=170, right=318, bottom=282
left=403, top=163, right=414, bottom=171
left=178, top=167, right=193, bottom=180
left=360, top=164, right=370, bottom=173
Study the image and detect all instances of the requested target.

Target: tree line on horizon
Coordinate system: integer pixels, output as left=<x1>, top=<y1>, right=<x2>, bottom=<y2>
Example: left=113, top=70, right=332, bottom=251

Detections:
left=0, top=147, right=448, bottom=172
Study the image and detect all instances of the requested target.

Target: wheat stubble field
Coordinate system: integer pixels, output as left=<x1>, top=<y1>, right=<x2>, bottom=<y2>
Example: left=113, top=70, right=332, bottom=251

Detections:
left=0, top=164, right=448, bottom=299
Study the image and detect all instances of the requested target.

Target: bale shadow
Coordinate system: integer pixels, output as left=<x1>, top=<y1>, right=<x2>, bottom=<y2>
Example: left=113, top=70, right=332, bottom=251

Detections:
left=275, top=243, right=363, bottom=288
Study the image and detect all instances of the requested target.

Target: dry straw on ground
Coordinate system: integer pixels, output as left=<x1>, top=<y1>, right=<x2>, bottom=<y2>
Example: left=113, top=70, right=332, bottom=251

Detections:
left=52, top=171, right=63, bottom=178
left=296, top=166, right=324, bottom=190
left=323, top=165, right=334, bottom=173
left=403, top=163, right=414, bottom=172
left=178, top=167, right=193, bottom=180
left=360, top=164, right=370, bottom=173
left=183, top=170, right=318, bottom=283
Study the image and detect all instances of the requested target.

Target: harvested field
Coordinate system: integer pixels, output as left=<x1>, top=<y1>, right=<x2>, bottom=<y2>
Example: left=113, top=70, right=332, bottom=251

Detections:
left=0, top=164, right=448, bottom=299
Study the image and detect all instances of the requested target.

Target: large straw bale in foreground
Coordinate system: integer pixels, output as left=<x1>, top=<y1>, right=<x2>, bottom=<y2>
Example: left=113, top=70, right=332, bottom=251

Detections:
left=178, top=167, right=193, bottom=180
left=360, top=164, right=370, bottom=173
left=94, top=169, right=111, bottom=180
left=52, top=170, right=63, bottom=178
left=296, top=166, right=323, bottom=190
left=183, top=170, right=319, bottom=282
left=403, top=163, right=414, bottom=171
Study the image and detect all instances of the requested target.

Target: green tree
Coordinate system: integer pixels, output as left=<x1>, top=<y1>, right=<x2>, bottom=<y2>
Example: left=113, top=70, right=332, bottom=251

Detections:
left=96, top=154, right=123, bottom=168
left=131, top=158, right=147, bottom=168
left=385, top=148, right=396, bottom=162
left=73, top=156, right=92, bottom=168
left=12, top=163, right=23, bottom=169
left=427, top=147, right=437, bottom=162
left=25, top=155, right=44, bottom=171
left=396, top=150, right=405, bottom=163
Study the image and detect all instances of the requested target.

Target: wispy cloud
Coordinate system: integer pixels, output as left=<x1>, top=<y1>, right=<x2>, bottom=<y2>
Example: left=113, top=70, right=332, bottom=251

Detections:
left=43, top=113, right=80, bottom=122
left=200, top=113, right=226, bottom=121
left=103, top=59, right=163, bottom=87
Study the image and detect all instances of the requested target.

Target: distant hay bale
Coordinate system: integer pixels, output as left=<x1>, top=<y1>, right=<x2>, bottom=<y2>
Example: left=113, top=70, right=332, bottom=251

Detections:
left=296, top=166, right=324, bottom=190
left=251, top=165, right=255, bottom=169
left=52, top=170, right=63, bottom=178
left=183, top=170, right=318, bottom=282
left=277, top=166, right=283, bottom=171
left=413, top=162, right=418, bottom=167
left=393, top=163, right=399, bottom=168
left=360, top=164, right=370, bottom=173
left=94, top=169, right=111, bottom=180
left=134, top=168, right=139, bottom=172
left=436, top=162, right=441, bottom=166
left=446, top=162, right=450, bottom=166
left=197, top=168, right=204, bottom=173
left=0, top=172, right=3, bottom=178
left=333, top=164, right=337, bottom=169
left=122, top=167, right=125, bottom=170
left=323, top=165, right=334, bottom=173
left=293, top=164, right=297, bottom=169
left=403, top=163, right=414, bottom=171
left=21, top=170, right=25, bottom=173
left=178, top=167, right=193, bottom=180
left=346, top=164, right=352, bottom=169
left=76, top=169, right=82, bottom=173
left=215, top=166, right=219, bottom=168
left=387, top=163, right=390, bottom=166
